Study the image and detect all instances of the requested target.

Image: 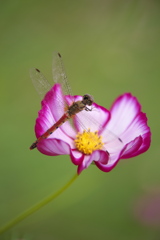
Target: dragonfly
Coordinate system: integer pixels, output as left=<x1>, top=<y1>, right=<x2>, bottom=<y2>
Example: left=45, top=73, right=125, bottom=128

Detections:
left=30, top=52, right=123, bottom=152
left=30, top=52, right=94, bottom=150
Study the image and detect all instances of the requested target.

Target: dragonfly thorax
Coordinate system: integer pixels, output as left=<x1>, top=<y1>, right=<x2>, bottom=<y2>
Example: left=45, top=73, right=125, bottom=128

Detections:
left=67, top=95, right=94, bottom=117
left=82, top=94, right=94, bottom=106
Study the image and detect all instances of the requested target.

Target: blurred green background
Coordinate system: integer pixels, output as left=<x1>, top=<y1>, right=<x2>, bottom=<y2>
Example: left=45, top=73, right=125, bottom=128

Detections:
left=0, top=0, right=160, bottom=239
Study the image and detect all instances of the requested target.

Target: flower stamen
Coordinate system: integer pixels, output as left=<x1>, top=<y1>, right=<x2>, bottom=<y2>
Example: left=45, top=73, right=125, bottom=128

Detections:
left=75, top=130, right=104, bottom=155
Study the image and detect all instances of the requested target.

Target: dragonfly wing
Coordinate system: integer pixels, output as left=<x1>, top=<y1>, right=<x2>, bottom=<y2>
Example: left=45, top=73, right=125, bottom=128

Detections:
left=52, top=52, right=73, bottom=97
left=30, top=65, right=68, bottom=116
left=30, top=68, right=51, bottom=99
left=102, top=128, right=124, bottom=150
left=74, top=108, right=124, bottom=151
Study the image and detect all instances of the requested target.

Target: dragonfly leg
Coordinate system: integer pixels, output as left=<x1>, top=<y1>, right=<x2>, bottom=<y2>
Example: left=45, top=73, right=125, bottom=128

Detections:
left=85, top=106, right=92, bottom=111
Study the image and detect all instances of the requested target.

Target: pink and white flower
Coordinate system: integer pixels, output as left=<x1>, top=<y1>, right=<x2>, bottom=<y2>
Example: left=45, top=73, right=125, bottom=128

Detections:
left=34, top=83, right=151, bottom=174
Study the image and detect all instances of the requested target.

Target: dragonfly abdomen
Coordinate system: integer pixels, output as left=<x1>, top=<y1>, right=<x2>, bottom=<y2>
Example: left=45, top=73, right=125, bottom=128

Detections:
left=30, top=96, right=94, bottom=150
left=30, top=113, right=70, bottom=150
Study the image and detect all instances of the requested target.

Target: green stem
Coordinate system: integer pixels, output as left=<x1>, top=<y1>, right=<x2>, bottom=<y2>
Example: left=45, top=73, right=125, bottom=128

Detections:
left=0, top=173, right=78, bottom=235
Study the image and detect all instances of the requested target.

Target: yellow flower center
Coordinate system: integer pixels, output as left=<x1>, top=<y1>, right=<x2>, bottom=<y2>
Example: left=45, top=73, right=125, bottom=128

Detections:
left=74, top=130, right=104, bottom=155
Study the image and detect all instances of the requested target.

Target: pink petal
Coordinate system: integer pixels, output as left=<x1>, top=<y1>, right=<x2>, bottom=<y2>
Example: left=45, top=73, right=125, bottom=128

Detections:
left=120, top=112, right=151, bottom=144
left=106, top=93, right=141, bottom=137
left=102, top=130, right=124, bottom=155
left=35, top=101, right=55, bottom=138
left=104, top=93, right=151, bottom=158
left=43, top=83, right=66, bottom=121
left=73, top=102, right=110, bottom=133
left=35, top=84, right=77, bottom=144
left=95, top=149, right=123, bottom=172
left=65, top=94, right=77, bottom=106
left=37, top=138, right=70, bottom=156
left=78, top=150, right=109, bottom=174
left=96, top=135, right=148, bottom=172
left=118, top=111, right=150, bottom=158
left=121, top=136, right=143, bottom=158
left=134, top=132, right=151, bottom=156
left=70, top=149, right=84, bottom=165
left=121, top=134, right=150, bottom=158
left=35, top=101, right=75, bottom=150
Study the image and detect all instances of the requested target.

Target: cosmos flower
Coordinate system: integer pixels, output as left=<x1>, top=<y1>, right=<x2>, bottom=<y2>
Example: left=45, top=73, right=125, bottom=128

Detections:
left=34, top=83, right=151, bottom=174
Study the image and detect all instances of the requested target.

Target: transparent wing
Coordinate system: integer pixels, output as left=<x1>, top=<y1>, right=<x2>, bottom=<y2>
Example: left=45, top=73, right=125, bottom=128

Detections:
left=52, top=51, right=73, bottom=97
left=74, top=108, right=124, bottom=151
left=30, top=68, right=51, bottom=99
left=102, top=129, right=124, bottom=152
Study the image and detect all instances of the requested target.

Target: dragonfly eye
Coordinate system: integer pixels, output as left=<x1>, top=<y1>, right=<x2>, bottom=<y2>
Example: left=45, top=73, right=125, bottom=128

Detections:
left=82, top=94, right=94, bottom=106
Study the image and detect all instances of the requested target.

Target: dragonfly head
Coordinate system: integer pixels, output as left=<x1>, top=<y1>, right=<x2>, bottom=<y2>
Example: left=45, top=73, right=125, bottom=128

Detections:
left=82, top=94, right=94, bottom=106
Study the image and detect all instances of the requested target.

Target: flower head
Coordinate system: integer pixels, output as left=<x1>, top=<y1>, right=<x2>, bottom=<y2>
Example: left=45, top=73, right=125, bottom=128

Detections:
left=34, top=83, right=151, bottom=174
